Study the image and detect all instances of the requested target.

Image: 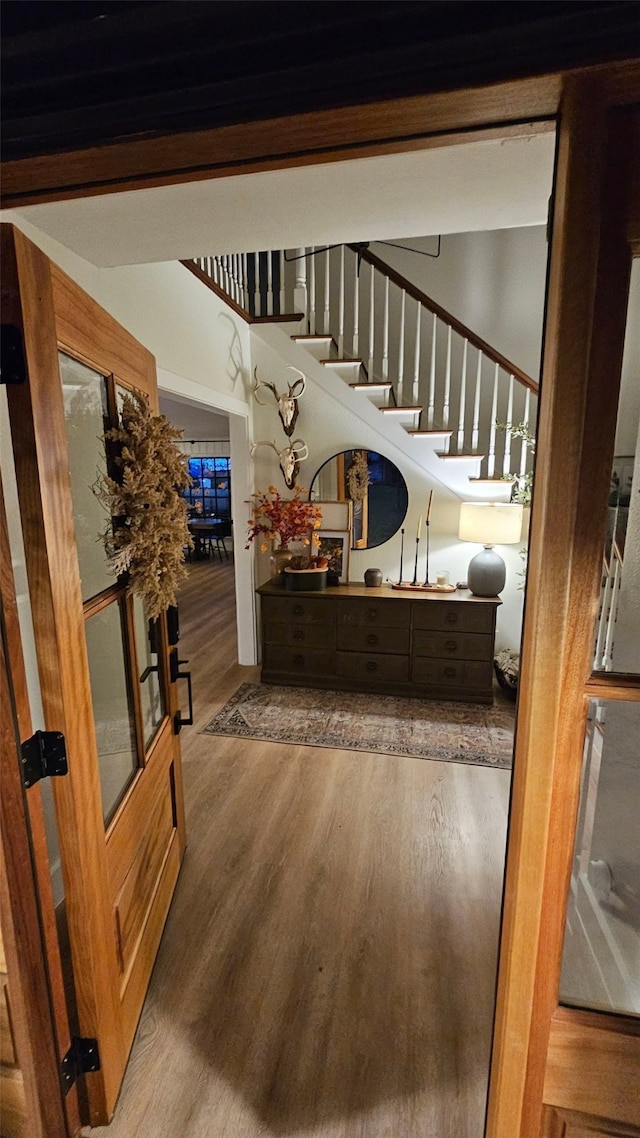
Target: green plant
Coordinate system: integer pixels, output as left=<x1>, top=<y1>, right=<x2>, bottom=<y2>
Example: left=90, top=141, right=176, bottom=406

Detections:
left=496, top=421, right=536, bottom=505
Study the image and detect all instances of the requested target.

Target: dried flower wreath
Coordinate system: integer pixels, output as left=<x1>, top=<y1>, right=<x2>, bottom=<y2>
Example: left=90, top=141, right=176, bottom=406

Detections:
left=98, top=391, right=192, bottom=619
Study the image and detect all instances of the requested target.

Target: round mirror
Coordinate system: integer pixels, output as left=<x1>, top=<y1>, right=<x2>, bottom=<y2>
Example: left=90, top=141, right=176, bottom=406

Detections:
left=309, top=449, right=408, bottom=549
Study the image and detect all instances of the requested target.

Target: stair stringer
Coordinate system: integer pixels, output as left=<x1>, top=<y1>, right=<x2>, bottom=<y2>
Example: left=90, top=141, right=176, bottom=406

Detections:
left=251, top=321, right=510, bottom=503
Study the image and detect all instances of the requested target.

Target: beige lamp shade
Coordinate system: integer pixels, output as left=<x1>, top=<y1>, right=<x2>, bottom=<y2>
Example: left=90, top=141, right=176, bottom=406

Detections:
left=458, top=502, right=523, bottom=546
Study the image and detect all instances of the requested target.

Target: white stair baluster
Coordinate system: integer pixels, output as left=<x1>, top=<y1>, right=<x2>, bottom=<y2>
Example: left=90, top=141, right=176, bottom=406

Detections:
left=603, top=557, right=622, bottom=668
left=338, top=245, right=345, bottom=357
left=266, top=249, right=273, bottom=316
left=241, top=253, right=247, bottom=309
left=502, top=375, right=515, bottom=475
left=294, top=249, right=308, bottom=322
left=457, top=338, right=468, bottom=451
left=428, top=312, right=436, bottom=427
left=368, top=266, right=375, bottom=378
left=488, top=362, right=499, bottom=477
left=279, top=250, right=285, bottom=314
left=397, top=289, right=406, bottom=405
left=323, top=248, right=331, bottom=335
left=443, top=325, right=452, bottom=430
left=382, top=276, right=390, bottom=382
left=309, top=247, right=316, bottom=335
left=413, top=301, right=422, bottom=406
left=520, top=389, right=531, bottom=477
left=472, top=349, right=483, bottom=453
left=594, top=558, right=612, bottom=668
left=353, top=255, right=360, bottom=357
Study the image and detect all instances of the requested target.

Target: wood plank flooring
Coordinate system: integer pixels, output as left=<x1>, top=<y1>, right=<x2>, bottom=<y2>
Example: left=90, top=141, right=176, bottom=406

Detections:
left=88, top=559, right=511, bottom=1138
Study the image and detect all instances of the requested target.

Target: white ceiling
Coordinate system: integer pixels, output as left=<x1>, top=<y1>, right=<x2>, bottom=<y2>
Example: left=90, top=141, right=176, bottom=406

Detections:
left=13, top=131, right=555, bottom=269
left=159, top=393, right=229, bottom=440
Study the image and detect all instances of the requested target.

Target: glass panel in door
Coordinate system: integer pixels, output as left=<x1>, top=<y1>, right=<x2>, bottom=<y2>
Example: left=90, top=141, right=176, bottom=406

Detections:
left=132, top=596, right=165, bottom=750
left=593, top=259, right=640, bottom=674
left=85, top=600, right=138, bottom=825
left=60, top=352, right=113, bottom=601
left=559, top=698, right=640, bottom=1018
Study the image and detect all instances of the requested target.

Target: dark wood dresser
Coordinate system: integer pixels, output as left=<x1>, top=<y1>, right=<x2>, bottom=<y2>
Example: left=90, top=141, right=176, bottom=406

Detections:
left=257, top=582, right=500, bottom=703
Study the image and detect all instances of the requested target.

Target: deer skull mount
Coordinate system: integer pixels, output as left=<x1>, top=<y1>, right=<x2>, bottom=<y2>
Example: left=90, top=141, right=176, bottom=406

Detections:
left=250, top=439, right=309, bottom=490
left=253, top=366, right=306, bottom=437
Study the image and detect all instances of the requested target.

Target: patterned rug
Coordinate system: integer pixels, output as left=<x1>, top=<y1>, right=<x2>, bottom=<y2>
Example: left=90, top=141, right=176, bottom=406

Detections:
left=201, top=683, right=515, bottom=769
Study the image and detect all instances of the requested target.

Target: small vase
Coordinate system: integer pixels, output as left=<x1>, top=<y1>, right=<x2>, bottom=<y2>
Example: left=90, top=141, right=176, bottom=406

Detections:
left=269, top=546, right=293, bottom=586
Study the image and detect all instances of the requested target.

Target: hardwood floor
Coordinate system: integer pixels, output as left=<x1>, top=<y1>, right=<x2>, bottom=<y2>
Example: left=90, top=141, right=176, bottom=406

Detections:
left=88, top=559, right=511, bottom=1138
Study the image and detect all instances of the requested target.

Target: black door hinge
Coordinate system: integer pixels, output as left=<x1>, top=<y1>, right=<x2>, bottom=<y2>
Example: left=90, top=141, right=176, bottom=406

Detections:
left=0, top=324, right=27, bottom=385
left=60, top=1037, right=101, bottom=1095
left=20, top=730, right=68, bottom=789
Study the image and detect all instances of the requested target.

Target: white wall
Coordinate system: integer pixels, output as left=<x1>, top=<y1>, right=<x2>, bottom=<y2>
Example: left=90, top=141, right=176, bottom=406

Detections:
left=2, top=214, right=258, bottom=664
left=372, top=226, right=548, bottom=382
left=250, top=324, right=525, bottom=651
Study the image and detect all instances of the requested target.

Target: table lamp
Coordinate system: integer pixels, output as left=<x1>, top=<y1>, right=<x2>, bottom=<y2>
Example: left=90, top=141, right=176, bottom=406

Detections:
left=458, top=502, right=524, bottom=596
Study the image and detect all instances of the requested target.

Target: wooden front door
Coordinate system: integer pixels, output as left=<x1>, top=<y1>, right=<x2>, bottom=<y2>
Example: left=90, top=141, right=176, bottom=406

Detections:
left=2, top=224, right=187, bottom=1126
left=487, top=84, right=640, bottom=1138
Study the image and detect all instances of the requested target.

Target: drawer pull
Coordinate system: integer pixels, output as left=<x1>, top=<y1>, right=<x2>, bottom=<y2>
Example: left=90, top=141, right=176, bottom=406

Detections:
left=366, top=608, right=378, bottom=620
left=292, top=604, right=304, bottom=617
left=366, top=633, right=379, bottom=646
left=366, top=660, right=378, bottom=673
left=293, top=654, right=305, bottom=667
left=292, top=629, right=304, bottom=641
left=444, top=666, right=456, bottom=677
left=445, top=639, right=457, bottom=652
left=445, top=612, right=459, bottom=625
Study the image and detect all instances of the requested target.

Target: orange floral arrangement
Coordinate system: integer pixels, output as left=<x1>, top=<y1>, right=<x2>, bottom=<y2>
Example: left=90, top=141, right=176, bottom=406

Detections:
left=246, top=485, right=322, bottom=551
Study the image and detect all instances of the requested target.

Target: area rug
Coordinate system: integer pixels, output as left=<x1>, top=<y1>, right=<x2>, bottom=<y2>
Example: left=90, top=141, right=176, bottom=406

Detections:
left=201, top=683, right=515, bottom=769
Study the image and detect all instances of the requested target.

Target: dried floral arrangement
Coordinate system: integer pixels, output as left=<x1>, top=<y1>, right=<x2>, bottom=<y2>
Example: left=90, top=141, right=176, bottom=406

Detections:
left=98, top=391, right=192, bottom=618
left=347, top=450, right=370, bottom=500
left=246, top=485, right=322, bottom=551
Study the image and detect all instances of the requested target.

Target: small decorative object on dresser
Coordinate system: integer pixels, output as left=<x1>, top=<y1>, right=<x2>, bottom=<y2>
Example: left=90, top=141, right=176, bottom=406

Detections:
left=364, top=568, right=383, bottom=587
left=315, top=530, right=350, bottom=584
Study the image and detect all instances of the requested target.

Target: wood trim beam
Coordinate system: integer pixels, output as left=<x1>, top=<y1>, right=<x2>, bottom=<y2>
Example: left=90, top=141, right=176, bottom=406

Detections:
left=544, top=1008, right=640, bottom=1127
left=486, top=81, right=636, bottom=1138
left=2, top=61, right=637, bottom=208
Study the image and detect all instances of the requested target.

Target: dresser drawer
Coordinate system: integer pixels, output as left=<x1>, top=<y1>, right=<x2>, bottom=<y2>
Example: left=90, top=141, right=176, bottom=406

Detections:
left=412, top=601, right=494, bottom=634
left=336, top=651, right=409, bottom=684
left=264, top=644, right=334, bottom=676
left=265, top=622, right=334, bottom=649
left=337, top=625, right=410, bottom=654
left=261, top=596, right=333, bottom=626
left=412, top=656, right=493, bottom=689
left=412, top=629, right=492, bottom=661
left=336, top=599, right=410, bottom=629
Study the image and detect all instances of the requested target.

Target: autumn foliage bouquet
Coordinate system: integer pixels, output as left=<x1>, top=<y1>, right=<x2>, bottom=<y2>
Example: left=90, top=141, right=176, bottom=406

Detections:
left=246, top=485, right=322, bottom=551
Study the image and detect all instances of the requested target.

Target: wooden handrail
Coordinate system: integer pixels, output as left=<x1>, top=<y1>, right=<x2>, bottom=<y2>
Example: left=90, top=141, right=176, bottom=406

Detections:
left=181, top=260, right=303, bottom=325
left=352, top=244, right=538, bottom=392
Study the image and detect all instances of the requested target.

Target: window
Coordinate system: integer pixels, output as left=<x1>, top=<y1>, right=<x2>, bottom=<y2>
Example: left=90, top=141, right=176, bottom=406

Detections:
left=185, top=456, right=231, bottom=518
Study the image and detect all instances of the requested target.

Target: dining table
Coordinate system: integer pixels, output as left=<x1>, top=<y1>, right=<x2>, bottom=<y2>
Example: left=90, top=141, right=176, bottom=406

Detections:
left=188, top=517, right=224, bottom=559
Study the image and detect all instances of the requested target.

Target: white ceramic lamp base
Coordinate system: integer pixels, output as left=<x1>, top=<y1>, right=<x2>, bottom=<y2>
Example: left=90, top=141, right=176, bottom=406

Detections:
left=467, top=545, right=506, bottom=597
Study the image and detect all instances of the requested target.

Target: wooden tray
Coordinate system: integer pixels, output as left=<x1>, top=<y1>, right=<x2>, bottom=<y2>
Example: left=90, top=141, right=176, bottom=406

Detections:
left=391, top=582, right=457, bottom=593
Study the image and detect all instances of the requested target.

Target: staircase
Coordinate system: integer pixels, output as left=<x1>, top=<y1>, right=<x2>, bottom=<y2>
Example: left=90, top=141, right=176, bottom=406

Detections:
left=188, top=244, right=538, bottom=503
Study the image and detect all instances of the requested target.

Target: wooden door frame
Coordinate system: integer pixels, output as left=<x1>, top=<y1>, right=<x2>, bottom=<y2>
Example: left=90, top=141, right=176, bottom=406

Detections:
left=0, top=471, right=81, bottom=1138
left=1, top=56, right=639, bottom=1138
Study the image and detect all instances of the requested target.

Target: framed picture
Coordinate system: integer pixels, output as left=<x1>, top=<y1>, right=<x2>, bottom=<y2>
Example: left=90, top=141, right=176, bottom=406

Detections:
left=315, top=530, right=350, bottom=584
left=311, top=499, right=353, bottom=538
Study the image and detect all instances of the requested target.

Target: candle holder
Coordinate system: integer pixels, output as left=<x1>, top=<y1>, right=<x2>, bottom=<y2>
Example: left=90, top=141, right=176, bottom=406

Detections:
left=397, top=528, right=405, bottom=584
left=411, top=537, right=420, bottom=586
left=422, top=520, right=431, bottom=587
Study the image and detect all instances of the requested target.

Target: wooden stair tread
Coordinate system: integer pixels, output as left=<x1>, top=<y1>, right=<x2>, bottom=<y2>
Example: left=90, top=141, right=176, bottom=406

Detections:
left=408, top=428, right=453, bottom=437
left=292, top=334, right=334, bottom=341
left=320, top=358, right=365, bottom=366
left=436, top=451, right=485, bottom=461
left=469, top=476, right=515, bottom=483
left=349, top=381, right=393, bottom=390
left=380, top=405, right=422, bottom=413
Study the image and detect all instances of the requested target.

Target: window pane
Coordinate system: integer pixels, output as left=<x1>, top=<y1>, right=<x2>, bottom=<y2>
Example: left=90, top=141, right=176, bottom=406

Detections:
left=133, top=596, right=165, bottom=750
left=85, top=601, right=138, bottom=826
left=60, top=353, right=113, bottom=601
left=593, top=259, right=640, bottom=673
left=559, top=699, right=640, bottom=1017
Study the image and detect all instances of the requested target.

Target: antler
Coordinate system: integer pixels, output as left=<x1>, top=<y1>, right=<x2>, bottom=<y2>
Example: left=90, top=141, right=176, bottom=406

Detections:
left=252, top=368, right=279, bottom=406
left=286, top=366, right=307, bottom=399
left=288, top=438, right=309, bottom=462
left=250, top=440, right=280, bottom=458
